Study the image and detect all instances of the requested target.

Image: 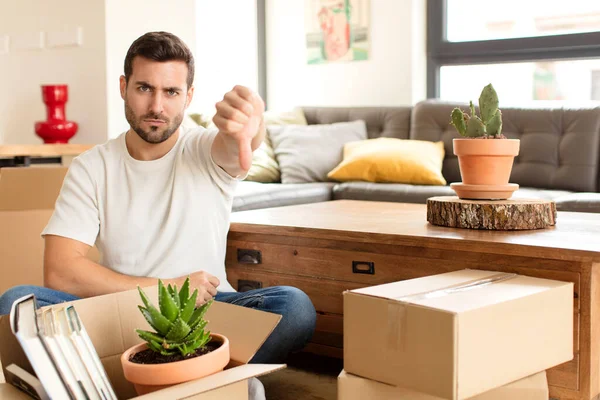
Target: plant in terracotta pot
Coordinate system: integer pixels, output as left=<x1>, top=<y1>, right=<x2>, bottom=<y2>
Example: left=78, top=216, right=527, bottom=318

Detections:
left=449, top=83, right=520, bottom=200
left=121, top=278, right=230, bottom=395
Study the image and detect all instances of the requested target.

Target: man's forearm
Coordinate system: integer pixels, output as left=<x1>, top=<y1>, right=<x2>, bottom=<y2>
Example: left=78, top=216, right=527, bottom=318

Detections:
left=212, top=118, right=266, bottom=177
left=44, top=256, right=183, bottom=298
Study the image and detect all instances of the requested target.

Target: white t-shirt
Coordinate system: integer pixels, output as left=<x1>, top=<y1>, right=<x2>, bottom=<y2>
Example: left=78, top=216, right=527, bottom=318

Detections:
left=42, top=126, right=238, bottom=292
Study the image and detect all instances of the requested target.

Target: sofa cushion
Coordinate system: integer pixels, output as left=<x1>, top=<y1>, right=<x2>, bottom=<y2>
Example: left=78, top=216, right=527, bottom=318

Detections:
left=303, top=106, right=412, bottom=140
left=554, top=193, right=600, bottom=213
left=245, top=108, right=310, bottom=183
left=332, top=182, right=573, bottom=205
left=410, top=100, right=600, bottom=192
left=327, top=138, right=447, bottom=185
left=332, top=182, right=456, bottom=204
left=269, top=120, right=368, bottom=184
left=232, top=182, right=335, bottom=212
left=511, top=188, right=573, bottom=201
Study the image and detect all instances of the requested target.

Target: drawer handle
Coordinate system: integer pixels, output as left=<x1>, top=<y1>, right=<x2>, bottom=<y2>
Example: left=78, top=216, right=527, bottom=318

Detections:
left=352, top=261, right=375, bottom=275
left=237, top=249, right=262, bottom=264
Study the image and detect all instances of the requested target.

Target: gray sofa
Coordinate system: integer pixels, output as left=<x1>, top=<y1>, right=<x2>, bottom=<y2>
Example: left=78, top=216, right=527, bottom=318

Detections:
left=232, top=101, right=600, bottom=213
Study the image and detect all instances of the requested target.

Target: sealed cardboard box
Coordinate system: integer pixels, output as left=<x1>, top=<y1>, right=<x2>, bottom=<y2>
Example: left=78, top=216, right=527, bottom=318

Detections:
left=338, top=370, right=548, bottom=400
left=344, top=269, right=573, bottom=400
left=0, top=286, right=285, bottom=399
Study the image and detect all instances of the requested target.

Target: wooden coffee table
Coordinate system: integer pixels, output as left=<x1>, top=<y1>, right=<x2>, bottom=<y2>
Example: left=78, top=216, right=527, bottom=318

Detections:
left=226, top=200, right=600, bottom=400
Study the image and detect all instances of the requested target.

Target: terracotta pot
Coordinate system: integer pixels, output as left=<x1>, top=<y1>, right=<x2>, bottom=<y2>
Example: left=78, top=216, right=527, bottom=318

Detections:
left=120, top=333, right=230, bottom=395
left=451, top=138, right=520, bottom=200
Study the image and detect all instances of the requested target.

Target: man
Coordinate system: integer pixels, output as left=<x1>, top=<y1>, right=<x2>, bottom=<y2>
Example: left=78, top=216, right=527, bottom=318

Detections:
left=0, top=32, right=316, bottom=368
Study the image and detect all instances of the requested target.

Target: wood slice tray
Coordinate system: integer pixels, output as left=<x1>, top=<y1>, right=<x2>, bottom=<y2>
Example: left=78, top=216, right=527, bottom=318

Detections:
left=427, top=196, right=557, bottom=230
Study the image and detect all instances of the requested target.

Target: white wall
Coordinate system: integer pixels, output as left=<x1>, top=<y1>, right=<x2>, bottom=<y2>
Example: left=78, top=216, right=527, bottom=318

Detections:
left=194, top=1, right=259, bottom=115
left=0, top=0, right=107, bottom=145
left=266, top=0, right=427, bottom=110
left=105, top=0, right=197, bottom=139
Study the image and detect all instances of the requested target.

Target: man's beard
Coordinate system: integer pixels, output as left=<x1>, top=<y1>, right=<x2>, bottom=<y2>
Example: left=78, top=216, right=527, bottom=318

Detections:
left=125, top=101, right=184, bottom=144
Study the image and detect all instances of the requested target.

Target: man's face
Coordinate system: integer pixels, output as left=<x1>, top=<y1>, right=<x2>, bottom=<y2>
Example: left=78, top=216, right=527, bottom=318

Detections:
left=120, top=56, right=194, bottom=144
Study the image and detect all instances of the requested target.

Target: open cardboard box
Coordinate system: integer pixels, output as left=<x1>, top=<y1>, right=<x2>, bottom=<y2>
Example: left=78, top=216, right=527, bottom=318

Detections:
left=0, top=286, right=285, bottom=399
left=344, top=269, right=573, bottom=400
left=0, top=167, right=68, bottom=293
left=338, top=370, right=549, bottom=400
left=0, top=166, right=98, bottom=293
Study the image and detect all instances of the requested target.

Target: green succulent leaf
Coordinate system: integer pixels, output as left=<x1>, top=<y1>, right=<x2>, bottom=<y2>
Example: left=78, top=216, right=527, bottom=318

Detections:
left=172, top=284, right=181, bottom=309
left=137, top=286, right=153, bottom=310
left=183, top=321, right=208, bottom=344
left=486, top=109, right=503, bottom=137
left=465, top=116, right=486, bottom=138
left=189, top=300, right=212, bottom=329
left=159, top=281, right=179, bottom=322
left=180, top=289, right=198, bottom=323
left=137, top=280, right=214, bottom=356
left=450, top=108, right=467, bottom=136
left=479, top=83, right=499, bottom=124
left=165, top=317, right=191, bottom=341
left=179, top=277, right=190, bottom=307
left=136, top=329, right=165, bottom=344
left=146, top=339, right=166, bottom=354
left=138, top=304, right=173, bottom=336
left=470, top=100, right=476, bottom=119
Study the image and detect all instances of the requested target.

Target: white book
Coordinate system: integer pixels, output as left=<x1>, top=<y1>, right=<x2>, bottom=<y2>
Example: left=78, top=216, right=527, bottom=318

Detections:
left=65, top=305, right=118, bottom=400
left=9, top=295, right=118, bottom=400
left=9, top=294, right=71, bottom=400
left=38, top=308, right=87, bottom=399
left=53, top=307, right=102, bottom=400
left=4, top=363, right=48, bottom=400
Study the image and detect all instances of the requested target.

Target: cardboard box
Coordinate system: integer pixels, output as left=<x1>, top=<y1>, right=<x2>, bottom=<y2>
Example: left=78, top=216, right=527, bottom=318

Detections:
left=338, top=370, right=549, bottom=400
left=0, top=167, right=67, bottom=293
left=0, top=166, right=98, bottom=293
left=0, top=286, right=285, bottom=399
left=344, top=269, right=573, bottom=400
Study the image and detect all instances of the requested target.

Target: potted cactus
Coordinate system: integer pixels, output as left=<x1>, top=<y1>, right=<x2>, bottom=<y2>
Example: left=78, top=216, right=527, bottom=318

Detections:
left=449, top=83, right=520, bottom=200
left=120, top=278, right=230, bottom=395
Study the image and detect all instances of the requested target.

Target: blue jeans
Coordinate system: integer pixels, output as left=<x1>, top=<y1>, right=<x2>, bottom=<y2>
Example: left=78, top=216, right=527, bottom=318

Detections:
left=0, top=285, right=316, bottom=364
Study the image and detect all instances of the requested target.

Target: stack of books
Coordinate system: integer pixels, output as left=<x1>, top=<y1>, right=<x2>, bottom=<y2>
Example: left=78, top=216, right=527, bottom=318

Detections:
left=7, top=294, right=117, bottom=400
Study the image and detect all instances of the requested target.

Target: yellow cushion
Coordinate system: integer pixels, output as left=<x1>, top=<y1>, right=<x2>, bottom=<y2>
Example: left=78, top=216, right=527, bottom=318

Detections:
left=327, top=138, right=447, bottom=185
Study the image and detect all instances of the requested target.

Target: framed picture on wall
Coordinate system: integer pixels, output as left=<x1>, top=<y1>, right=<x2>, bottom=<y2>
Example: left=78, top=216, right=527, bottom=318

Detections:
left=305, top=0, right=370, bottom=64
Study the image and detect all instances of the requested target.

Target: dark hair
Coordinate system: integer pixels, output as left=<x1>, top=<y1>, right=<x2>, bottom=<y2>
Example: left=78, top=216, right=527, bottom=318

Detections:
left=124, top=31, right=195, bottom=88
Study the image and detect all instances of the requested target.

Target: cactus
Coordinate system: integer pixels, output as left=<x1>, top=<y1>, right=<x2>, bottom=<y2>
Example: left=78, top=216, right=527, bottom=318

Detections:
left=450, top=108, right=467, bottom=136
left=449, top=83, right=504, bottom=138
left=136, top=278, right=212, bottom=357
left=478, top=84, right=499, bottom=124
left=486, top=109, right=503, bottom=136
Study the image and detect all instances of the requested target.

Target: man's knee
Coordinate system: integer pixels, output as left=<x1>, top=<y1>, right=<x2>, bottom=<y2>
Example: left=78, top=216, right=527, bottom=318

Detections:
left=280, top=286, right=317, bottom=338
left=0, top=285, right=40, bottom=315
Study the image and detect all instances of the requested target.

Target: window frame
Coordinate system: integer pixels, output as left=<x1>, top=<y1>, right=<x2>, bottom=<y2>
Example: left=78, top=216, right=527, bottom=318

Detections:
left=427, top=0, right=600, bottom=98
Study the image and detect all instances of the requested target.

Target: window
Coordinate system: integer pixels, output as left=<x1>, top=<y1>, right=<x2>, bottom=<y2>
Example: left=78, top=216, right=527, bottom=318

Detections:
left=427, top=0, right=600, bottom=102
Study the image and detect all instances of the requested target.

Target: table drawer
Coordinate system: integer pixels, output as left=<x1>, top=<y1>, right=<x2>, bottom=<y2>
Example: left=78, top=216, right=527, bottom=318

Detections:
left=227, top=267, right=364, bottom=315
left=227, top=242, right=580, bottom=310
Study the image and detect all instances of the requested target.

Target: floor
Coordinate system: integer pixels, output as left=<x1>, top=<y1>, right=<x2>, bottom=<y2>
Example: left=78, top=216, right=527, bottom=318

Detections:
left=261, top=352, right=342, bottom=400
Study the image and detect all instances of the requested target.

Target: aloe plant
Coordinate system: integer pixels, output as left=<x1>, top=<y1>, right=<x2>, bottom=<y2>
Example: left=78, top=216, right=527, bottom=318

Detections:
left=450, top=83, right=504, bottom=138
left=136, top=278, right=212, bottom=357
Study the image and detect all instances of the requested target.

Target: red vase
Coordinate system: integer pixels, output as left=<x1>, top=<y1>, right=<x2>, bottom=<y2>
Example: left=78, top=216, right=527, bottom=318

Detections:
left=34, top=85, right=78, bottom=144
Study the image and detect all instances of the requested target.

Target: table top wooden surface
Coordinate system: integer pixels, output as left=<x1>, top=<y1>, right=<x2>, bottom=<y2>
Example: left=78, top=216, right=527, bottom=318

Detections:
left=0, top=144, right=94, bottom=157
left=229, top=199, right=600, bottom=261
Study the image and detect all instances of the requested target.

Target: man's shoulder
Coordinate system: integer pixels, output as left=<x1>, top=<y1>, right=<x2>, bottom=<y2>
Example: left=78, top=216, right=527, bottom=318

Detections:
left=70, top=134, right=123, bottom=172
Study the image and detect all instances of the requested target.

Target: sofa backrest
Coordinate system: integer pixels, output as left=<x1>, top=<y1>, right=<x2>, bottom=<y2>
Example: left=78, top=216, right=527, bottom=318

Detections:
left=303, top=107, right=412, bottom=140
left=410, top=100, right=600, bottom=192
